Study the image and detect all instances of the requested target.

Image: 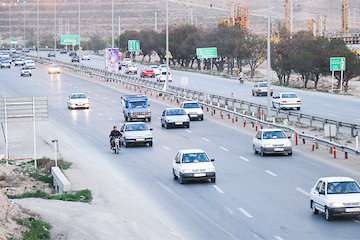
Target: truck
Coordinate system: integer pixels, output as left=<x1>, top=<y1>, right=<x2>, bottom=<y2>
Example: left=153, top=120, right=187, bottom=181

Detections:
left=121, top=95, right=151, bottom=122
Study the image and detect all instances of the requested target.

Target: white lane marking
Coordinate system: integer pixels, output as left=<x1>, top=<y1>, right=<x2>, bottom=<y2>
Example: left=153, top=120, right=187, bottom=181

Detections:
left=224, top=206, right=234, bottom=215
left=157, top=181, right=175, bottom=195
left=353, top=220, right=360, bottom=224
left=213, top=185, right=224, bottom=194
left=185, top=129, right=192, bottom=133
left=201, top=137, right=210, bottom=142
left=108, top=117, right=113, bottom=121
left=296, top=187, right=310, bottom=197
left=162, top=145, right=171, bottom=151
left=111, top=100, right=116, bottom=103
left=239, top=156, right=250, bottom=162
left=265, top=170, right=277, bottom=177
left=274, top=236, right=284, bottom=240
left=220, top=146, right=229, bottom=152
left=237, top=208, right=253, bottom=218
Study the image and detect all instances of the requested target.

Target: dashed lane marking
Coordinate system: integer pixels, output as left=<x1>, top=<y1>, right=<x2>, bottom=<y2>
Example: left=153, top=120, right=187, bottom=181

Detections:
left=162, top=145, right=171, bottom=151
left=220, top=146, right=229, bottom=152
left=240, top=156, right=250, bottom=162
left=185, top=129, right=192, bottom=133
left=237, top=208, right=253, bottom=218
left=274, top=236, right=284, bottom=240
left=225, top=206, right=234, bottom=215
left=213, top=185, right=224, bottom=194
left=201, top=137, right=210, bottom=142
left=265, top=170, right=277, bottom=177
left=296, top=187, right=310, bottom=197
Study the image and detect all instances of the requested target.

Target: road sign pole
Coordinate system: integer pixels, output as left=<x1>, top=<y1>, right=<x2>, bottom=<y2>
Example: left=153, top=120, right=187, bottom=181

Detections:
left=32, top=97, right=37, bottom=169
left=4, top=99, right=8, bottom=163
left=331, top=71, right=334, bottom=93
left=340, top=70, right=344, bottom=92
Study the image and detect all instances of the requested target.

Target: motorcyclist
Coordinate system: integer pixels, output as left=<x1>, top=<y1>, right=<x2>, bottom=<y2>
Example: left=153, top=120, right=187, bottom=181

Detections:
left=109, top=126, right=122, bottom=149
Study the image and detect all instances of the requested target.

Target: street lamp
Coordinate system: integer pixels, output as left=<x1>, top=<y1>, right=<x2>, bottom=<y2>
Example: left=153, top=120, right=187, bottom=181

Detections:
left=37, top=0, right=39, bottom=54
left=162, top=0, right=170, bottom=92
left=54, top=0, right=57, bottom=55
left=111, top=0, right=114, bottom=48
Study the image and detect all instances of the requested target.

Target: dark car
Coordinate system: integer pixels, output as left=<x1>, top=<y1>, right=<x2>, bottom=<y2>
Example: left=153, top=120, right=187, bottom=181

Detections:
left=71, top=56, right=80, bottom=63
left=48, top=52, right=56, bottom=57
left=60, top=49, right=67, bottom=54
left=69, top=51, right=77, bottom=57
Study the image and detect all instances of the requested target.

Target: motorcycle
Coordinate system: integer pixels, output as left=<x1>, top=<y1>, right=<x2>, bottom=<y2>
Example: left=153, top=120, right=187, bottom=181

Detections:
left=111, top=137, right=121, bottom=154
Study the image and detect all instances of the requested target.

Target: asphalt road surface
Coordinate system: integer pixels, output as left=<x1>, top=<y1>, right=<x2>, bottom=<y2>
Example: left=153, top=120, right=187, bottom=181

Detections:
left=40, top=52, right=360, bottom=125
left=5, top=56, right=360, bottom=240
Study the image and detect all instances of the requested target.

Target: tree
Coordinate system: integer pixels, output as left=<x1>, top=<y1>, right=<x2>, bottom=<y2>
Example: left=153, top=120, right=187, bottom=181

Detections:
left=243, top=34, right=266, bottom=78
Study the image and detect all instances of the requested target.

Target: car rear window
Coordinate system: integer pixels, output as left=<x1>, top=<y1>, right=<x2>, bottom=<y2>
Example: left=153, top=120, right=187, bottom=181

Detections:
left=282, top=93, right=297, bottom=98
left=71, top=94, right=87, bottom=99
left=262, top=131, right=287, bottom=139
left=125, top=124, right=148, bottom=131
left=167, top=109, right=186, bottom=116
left=183, top=103, right=200, bottom=109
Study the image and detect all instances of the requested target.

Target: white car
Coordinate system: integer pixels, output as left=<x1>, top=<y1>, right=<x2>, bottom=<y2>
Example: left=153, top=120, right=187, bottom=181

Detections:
left=125, top=64, right=138, bottom=74
left=24, top=60, right=35, bottom=69
left=149, top=65, right=161, bottom=77
left=20, top=67, right=32, bottom=77
left=0, top=61, right=11, bottom=69
left=157, top=69, right=173, bottom=82
left=172, top=149, right=216, bottom=184
left=67, top=93, right=90, bottom=109
left=180, top=101, right=204, bottom=121
left=120, top=122, right=153, bottom=147
left=14, top=59, right=25, bottom=66
left=161, top=108, right=190, bottom=129
left=252, top=82, right=273, bottom=96
left=310, top=177, right=360, bottom=221
left=48, top=64, right=61, bottom=74
left=253, top=129, right=292, bottom=156
left=81, top=55, right=90, bottom=60
left=272, top=92, right=302, bottom=110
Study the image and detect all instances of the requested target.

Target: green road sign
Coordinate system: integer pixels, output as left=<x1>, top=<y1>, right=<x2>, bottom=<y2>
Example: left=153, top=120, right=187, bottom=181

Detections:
left=10, top=37, right=17, bottom=44
left=128, top=40, right=140, bottom=52
left=330, top=57, right=346, bottom=71
left=196, top=47, right=218, bottom=59
left=60, top=34, right=80, bottom=46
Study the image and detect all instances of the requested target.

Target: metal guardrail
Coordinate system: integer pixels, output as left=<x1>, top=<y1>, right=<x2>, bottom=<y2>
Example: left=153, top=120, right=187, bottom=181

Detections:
left=34, top=56, right=360, bottom=155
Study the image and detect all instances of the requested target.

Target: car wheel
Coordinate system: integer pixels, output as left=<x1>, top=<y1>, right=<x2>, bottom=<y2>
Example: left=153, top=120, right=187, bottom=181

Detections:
left=125, top=116, right=129, bottom=122
left=260, top=148, right=265, bottom=157
left=147, top=117, right=151, bottom=122
left=253, top=145, right=258, bottom=155
left=123, top=141, right=128, bottom=148
left=272, top=102, right=276, bottom=108
left=252, top=91, right=255, bottom=96
left=288, top=151, right=293, bottom=156
left=325, top=207, right=333, bottom=221
left=185, top=122, right=190, bottom=128
left=165, top=122, right=169, bottom=129
left=211, top=177, right=216, bottom=183
left=149, top=141, right=153, bottom=147
left=173, top=169, right=178, bottom=180
left=311, top=201, right=319, bottom=215
left=296, top=107, right=301, bottom=111
left=178, top=175, right=184, bottom=184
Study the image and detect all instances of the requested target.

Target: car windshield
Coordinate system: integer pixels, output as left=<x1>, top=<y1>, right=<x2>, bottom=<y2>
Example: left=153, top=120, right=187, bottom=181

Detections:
left=263, top=131, right=287, bottom=139
left=125, top=124, right=148, bottom=131
left=129, top=101, right=146, bottom=108
left=167, top=109, right=186, bottom=116
left=282, top=93, right=297, bottom=98
left=327, top=181, right=360, bottom=194
left=182, top=152, right=209, bottom=163
left=258, top=83, right=268, bottom=87
left=183, top=102, right=200, bottom=109
left=161, top=71, right=170, bottom=75
left=71, top=94, right=87, bottom=99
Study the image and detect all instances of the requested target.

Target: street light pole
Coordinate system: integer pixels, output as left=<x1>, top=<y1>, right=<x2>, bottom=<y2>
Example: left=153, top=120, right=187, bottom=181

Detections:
left=163, top=0, right=169, bottom=92
left=78, top=0, right=81, bottom=56
left=37, top=0, right=39, bottom=54
left=23, top=1, right=26, bottom=48
left=266, top=10, right=272, bottom=122
left=111, top=0, right=114, bottom=48
left=54, top=0, right=57, bottom=54
left=8, top=1, right=11, bottom=47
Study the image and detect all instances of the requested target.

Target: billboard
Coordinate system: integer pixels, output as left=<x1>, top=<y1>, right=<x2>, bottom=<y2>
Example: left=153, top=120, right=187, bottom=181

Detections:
left=106, top=48, right=120, bottom=73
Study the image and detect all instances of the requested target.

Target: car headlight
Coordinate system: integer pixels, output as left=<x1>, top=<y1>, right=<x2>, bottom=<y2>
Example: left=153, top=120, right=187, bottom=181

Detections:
left=182, top=169, right=192, bottom=174
left=329, top=202, right=343, bottom=208
left=264, top=143, right=273, bottom=148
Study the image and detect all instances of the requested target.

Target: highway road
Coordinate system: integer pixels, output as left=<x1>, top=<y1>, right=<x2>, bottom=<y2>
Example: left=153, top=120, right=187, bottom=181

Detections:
left=1, top=57, right=360, bottom=239
left=39, top=52, right=360, bottom=125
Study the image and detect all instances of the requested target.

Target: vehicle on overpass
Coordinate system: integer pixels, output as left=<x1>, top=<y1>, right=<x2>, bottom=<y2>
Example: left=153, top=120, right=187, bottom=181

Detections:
left=124, top=63, right=138, bottom=74
left=48, top=64, right=61, bottom=74
left=272, top=92, right=302, bottom=110
left=24, top=59, right=35, bottom=69
left=22, top=48, right=30, bottom=53
left=310, top=177, right=360, bottom=221
left=14, top=58, right=25, bottom=66
left=71, top=56, right=80, bottom=63
left=157, top=69, right=173, bottom=82
left=149, top=65, right=161, bottom=77
left=253, top=128, right=292, bottom=156
left=20, top=67, right=32, bottom=77
left=172, top=149, right=216, bottom=184
left=60, top=49, right=67, bottom=54
left=180, top=101, right=204, bottom=121
left=81, top=55, right=90, bottom=61
left=140, top=67, right=155, bottom=78
left=69, top=51, right=77, bottom=57
left=252, top=82, right=273, bottom=96
left=67, top=93, right=90, bottom=110
left=120, top=122, right=153, bottom=147
left=161, top=108, right=190, bottom=129
left=121, top=95, right=151, bottom=122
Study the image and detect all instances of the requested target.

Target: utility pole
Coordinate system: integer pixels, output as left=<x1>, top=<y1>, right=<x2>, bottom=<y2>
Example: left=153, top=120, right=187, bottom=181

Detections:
left=37, top=0, right=39, bottom=54
left=8, top=1, right=11, bottom=46
left=111, top=0, right=114, bottom=48
left=155, top=11, right=158, bottom=32
left=23, top=1, right=26, bottom=48
left=118, top=16, right=121, bottom=37
left=190, top=8, right=194, bottom=25
left=54, top=0, right=57, bottom=53
left=266, top=15, right=272, bottom=121
left=163, top=0, right=169, bottom=92
left=78, top=0, right=81, bottom=55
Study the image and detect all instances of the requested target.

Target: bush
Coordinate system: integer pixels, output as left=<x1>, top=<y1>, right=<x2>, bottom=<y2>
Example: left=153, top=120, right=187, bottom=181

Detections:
left=8, top=189, right=93, bottom=203
left=17, top=218, right=51, bottom=240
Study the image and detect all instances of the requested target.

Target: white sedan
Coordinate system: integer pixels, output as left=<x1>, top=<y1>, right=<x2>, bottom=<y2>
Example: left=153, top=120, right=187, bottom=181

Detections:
left=157, top=69, right=173, bottom=82
left=20, top=67, right=32, bottom=77
left=310, top=177, right=360, bottom=221
left=81, top=55, right=90, bottom=60
left=272, top=92, right=302, bottom=110
left=161, top=108, right=190, bottom=129
left=253, top=128, right=292, bottom=156
left=48, top=64, right=61, bottom=74
left=173, top=149, right=216, bottom=184
left=67, top=93, right=90, bottom=110
left=180, top=101, right=204, bottom=121
left=120, top=122, right=153, bottom=147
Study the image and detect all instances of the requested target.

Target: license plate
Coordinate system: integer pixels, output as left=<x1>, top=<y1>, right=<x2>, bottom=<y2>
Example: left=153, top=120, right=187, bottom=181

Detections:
left=274, top=148, right=284, bottom=152
left=136, top=138, right=145, bottom=142
left=345, top=208, right=360, bottom=213
left=137, top=115, right=145, bottom=118
left=194, top=173, right=206, bottom=177
left=175, top=122, right=183, bottom=125
left=190, top=114, right=198, bottom=117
